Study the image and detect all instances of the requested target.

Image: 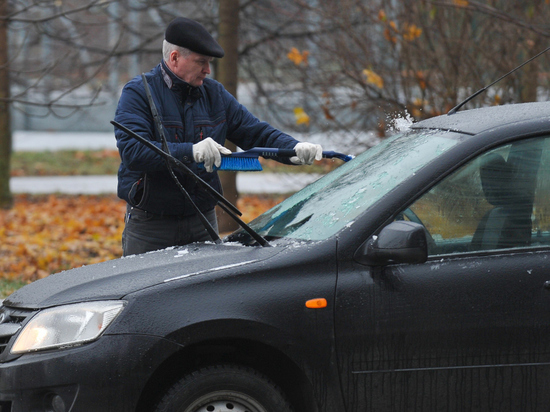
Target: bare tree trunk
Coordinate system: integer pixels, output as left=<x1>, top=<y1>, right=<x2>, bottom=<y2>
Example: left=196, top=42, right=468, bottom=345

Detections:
left=0, top=0, right=12, bottom=209
left=521, top=53, right=539, bottom=103
left=520, top=31, right=540, bottom=103
left=216, top=0, right=240, bottom=233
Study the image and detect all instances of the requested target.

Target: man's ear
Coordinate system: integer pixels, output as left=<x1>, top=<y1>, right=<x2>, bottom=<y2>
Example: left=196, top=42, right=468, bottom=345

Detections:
left=170, top=50, right=179, bottom=66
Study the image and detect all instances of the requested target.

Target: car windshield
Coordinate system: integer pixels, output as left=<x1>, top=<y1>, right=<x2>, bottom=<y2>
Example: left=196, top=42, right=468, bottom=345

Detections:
left=231, top=129, right=464, bottom=243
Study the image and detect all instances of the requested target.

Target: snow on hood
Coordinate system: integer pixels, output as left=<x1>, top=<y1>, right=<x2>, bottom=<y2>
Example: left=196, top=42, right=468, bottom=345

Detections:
left=5, top=243, right=283, bottom=310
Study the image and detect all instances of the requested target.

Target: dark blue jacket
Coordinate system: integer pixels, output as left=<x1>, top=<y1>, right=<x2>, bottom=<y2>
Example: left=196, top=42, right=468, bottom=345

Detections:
left=114, top=61, right=299, bottom=215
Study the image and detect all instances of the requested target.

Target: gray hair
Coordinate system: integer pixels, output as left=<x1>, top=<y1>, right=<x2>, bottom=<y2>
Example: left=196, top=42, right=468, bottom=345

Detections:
left=162, top=40, right=192, bottom=62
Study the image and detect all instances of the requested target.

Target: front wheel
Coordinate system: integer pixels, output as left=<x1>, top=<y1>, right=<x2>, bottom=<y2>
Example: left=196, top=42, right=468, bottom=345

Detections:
left=155, top=364, right=293, bottom=412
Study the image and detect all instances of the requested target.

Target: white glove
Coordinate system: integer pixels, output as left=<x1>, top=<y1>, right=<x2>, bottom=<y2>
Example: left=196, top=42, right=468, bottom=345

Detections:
left=291, top=142, right=323, bottom=165
left=193, top=137, right=232, bottom=172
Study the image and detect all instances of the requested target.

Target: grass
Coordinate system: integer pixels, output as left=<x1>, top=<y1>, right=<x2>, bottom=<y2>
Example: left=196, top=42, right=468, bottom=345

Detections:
left=11, top=150, right=121, bottom=176
left=11, top=150, right=342, bottom=176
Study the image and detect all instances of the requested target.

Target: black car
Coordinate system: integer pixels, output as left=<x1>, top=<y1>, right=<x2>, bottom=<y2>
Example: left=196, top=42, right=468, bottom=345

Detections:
left=3, top=101, right=550, bottom=412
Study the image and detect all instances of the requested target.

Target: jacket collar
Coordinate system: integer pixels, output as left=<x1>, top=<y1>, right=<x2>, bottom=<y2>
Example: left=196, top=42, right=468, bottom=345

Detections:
left=160, top=60, right=203, bottom=100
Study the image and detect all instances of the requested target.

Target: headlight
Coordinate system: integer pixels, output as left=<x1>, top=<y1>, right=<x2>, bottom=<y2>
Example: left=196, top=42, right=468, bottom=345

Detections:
left=11, top=301, right=125, bottom=354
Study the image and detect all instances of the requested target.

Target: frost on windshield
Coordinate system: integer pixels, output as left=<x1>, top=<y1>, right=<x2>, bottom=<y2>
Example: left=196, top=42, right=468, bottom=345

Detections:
left=246, top=130, right=461, bottom=242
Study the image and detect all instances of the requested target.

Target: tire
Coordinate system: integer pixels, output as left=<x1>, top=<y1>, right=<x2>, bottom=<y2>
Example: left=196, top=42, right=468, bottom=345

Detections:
left=155, top=364, right=293, bottom=412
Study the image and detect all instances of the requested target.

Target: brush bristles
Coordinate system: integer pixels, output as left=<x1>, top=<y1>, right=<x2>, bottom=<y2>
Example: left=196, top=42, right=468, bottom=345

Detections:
left=214, top=156, right=263, bottom=171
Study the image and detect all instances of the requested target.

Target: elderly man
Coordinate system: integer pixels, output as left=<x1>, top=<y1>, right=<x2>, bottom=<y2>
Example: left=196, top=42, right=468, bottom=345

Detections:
left=114, top=17, right=322, bottom=256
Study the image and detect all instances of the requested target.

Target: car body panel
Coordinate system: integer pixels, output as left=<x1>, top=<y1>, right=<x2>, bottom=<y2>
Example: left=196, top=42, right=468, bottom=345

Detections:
left=335, top=250, right=550, bottom=410
left=0, top=334, right=181, bottom=411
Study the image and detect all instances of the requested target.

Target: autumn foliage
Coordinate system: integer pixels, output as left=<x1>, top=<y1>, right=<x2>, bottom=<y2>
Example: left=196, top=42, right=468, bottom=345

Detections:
left=1, top=195, right=126, bottom=282
left=1, top=193, right=285, bottom=284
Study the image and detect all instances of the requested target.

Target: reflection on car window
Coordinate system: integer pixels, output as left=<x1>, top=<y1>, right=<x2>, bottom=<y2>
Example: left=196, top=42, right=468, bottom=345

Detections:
left=243, top=130, right=462, bottom=242
left=405, top=136, right=550, bottom=256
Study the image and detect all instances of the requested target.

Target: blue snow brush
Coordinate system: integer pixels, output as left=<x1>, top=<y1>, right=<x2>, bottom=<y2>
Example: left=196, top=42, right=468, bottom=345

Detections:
left=200, top=147, right=354, bottom=172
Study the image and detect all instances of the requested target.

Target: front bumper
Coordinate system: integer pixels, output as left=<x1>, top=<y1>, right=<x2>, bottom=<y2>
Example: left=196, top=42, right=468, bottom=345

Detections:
left=0, top=333, right=180, bottom=412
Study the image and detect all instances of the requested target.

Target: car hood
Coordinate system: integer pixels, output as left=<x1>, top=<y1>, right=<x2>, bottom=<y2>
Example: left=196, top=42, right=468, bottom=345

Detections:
left=5, top=243, right=284, bottom=310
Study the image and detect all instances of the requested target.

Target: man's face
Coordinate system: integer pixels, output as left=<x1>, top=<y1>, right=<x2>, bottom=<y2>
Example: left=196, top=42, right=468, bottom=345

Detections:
left=169, top=50, right=213, bottom=87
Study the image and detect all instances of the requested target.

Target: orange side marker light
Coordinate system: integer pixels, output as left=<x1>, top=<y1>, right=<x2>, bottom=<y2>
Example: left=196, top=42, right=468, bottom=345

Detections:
left=305, top=298, right=327, bottom=309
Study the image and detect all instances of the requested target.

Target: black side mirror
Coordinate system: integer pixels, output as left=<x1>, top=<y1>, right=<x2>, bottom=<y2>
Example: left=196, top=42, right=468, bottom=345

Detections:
left=355, top=221, right=428, bottom=266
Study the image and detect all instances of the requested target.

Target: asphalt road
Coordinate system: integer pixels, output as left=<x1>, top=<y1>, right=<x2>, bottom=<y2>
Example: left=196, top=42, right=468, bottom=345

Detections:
left=10, top=173, right=322, bottom=194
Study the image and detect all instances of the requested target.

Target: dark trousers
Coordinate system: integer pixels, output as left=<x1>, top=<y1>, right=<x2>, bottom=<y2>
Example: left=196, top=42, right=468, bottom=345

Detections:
left=122, top=205, right=218, bottom=256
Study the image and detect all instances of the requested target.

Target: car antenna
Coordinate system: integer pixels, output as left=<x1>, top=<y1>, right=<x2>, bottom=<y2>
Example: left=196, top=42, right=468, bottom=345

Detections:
left=448, top=45, right=550, bottom=115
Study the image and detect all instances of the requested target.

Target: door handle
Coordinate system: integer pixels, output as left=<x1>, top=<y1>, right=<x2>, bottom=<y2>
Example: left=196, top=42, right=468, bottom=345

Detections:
left=544, top=281, right=550, bottom=290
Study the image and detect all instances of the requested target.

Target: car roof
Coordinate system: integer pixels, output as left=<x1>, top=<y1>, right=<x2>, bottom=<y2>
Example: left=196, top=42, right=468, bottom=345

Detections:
left=411, top=101, right=550, bottom=136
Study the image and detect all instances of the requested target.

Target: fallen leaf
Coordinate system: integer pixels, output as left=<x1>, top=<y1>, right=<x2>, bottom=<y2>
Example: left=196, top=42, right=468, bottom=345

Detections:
left=1, top=194, right=285, bottom=282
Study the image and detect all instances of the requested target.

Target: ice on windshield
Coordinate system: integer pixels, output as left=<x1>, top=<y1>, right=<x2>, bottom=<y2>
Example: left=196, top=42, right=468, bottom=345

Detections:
left=245, top=130, right=462, bottom=241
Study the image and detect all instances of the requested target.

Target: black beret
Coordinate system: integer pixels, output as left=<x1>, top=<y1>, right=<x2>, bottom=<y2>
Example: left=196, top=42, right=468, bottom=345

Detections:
left=165, top=17, right=225, bottom=58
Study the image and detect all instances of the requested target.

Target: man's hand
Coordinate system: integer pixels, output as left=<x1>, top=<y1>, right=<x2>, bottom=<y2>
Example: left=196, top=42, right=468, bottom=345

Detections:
left=193, top=138, right=232, bottom=172
left=291, top=142, right=323, bottom=165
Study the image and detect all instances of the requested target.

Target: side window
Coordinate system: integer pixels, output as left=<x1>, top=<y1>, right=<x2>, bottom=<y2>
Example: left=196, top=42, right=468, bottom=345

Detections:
left=402, top=136, right=550, bottom=256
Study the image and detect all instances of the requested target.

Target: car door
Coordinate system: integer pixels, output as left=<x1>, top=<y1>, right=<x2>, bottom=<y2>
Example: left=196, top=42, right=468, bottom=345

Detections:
left=335, top=136, right=550, bottom=411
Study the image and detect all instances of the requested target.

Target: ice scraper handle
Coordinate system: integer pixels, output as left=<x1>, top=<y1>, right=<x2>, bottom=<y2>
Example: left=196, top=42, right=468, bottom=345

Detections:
left=247, top=147, right=354, bottom=162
